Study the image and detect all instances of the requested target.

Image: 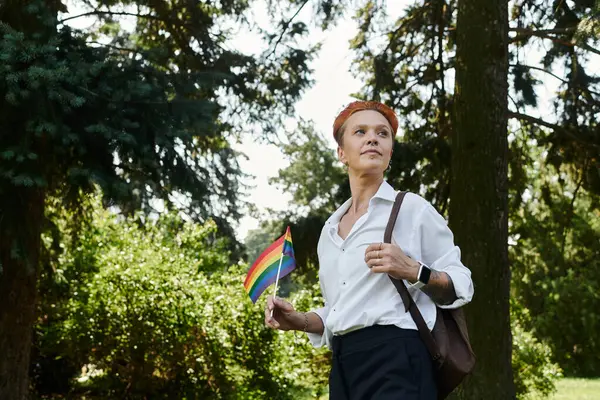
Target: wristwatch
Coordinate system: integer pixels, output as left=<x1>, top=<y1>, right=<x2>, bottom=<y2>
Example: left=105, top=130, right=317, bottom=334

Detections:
left=410, top=261, right=431, bottom=290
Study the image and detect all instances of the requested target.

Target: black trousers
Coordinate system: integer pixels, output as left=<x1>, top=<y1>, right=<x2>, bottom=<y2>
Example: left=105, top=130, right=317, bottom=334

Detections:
left=330, top=324, right=437, bottom=400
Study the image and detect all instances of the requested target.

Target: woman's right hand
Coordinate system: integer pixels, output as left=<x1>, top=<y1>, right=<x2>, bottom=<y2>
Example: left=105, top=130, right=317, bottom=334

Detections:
left=264, top=295, right=302, bottom=331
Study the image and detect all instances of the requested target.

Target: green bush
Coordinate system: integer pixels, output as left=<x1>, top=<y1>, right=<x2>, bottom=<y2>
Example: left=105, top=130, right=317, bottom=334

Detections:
left=510, top=164, right=600, bottom=376
left=512, top=314, right=563, bottom=399
left=35, top=203, right=329, bottom=399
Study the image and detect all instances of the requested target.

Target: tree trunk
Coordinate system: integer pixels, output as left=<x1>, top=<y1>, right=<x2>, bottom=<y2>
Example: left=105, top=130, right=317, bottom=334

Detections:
left=0, top=189, right=45, bottom=399
left=0, top=2, right=62, bottom=398
left=451, top=0, right=514, bottom=398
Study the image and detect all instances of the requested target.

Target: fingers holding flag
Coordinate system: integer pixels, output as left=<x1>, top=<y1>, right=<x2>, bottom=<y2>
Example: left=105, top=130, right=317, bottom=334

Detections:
left=264, top=295, right=298, bottom=331
left=265, top=295, right=279, bottom=329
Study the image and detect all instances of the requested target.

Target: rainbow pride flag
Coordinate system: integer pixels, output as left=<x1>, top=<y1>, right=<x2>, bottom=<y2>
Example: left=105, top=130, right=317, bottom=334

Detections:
left=244, top=226, right=296, bottom=303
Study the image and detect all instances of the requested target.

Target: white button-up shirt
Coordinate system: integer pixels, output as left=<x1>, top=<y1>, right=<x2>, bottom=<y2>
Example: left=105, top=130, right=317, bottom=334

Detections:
left=307, top=181, right=474, bottom=349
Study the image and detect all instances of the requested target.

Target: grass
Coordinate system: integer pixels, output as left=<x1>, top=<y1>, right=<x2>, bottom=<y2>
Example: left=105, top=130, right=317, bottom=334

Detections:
left=550, top=378, right=600, bottom=400
left=303, top=378, right=600, bottom=399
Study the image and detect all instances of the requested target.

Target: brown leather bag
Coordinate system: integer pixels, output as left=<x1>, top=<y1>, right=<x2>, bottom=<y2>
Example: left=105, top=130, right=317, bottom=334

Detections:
left=384, top=192, right=475, bottom=399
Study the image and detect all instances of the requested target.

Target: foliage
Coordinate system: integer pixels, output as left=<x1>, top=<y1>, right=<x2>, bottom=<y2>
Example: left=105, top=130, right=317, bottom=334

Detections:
left=512, top=307, right=563, bottom=400
left=1, top=0, right=314, bottom=395
left=510, top=158, right=600, bottom=376
left=347, top=0, right=456, bottom=211
left=33, top=197, right=330, bottom=398
left=271, top=121, right=348, bottom=214
left=1, top=7, right=222, bottom=226
left=244, top=225, right=285, bottom=268
left=0, top=0, right=314, bottom=229
left=62, top=0, right=316, bottom=140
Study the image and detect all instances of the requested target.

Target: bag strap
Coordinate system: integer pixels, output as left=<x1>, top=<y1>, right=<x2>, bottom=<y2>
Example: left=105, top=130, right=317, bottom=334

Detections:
left=384, top=192, right=442, bottom=362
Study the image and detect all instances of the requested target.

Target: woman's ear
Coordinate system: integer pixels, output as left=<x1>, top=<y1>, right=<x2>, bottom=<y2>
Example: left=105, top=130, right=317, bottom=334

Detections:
left=337, top=146, right=346, bottom=165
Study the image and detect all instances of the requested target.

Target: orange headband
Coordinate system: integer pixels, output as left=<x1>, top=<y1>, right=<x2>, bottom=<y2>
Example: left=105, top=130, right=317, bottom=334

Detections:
left=332, top=101, right=399, bottom=140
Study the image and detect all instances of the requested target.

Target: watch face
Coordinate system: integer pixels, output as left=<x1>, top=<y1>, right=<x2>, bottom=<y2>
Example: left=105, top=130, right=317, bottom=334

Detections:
left=419, top=264, right=432, bottom=284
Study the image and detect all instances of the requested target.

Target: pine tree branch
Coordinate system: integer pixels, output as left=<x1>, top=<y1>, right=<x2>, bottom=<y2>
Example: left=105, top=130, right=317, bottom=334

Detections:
left=87, top=40, right=140, bottom=54
left=510, top=31, right=574, bottom=46
left=508, top=93, right=520, bottom=112
left=59, top=11, right=162, bottom=24
left=509, top=27, right=576, bottom=35
left=509, top=112, right=562, bottom=131
left=509, top=112, right=600, bottom=149
left=510, top=64, right=600, bottom=96
left=510, top=63, right=568, bottom=83
left=266, top=0, right=310, bottom=59
left=382, top=7, right=427, bottom=53
left=509, top=27, right=600, bottom=56
left=579, top=42, right=600, bottom=57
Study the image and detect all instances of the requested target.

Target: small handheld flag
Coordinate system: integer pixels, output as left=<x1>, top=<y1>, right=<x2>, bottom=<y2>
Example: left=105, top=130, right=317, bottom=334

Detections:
left=244, top=226, right=296, bottom=304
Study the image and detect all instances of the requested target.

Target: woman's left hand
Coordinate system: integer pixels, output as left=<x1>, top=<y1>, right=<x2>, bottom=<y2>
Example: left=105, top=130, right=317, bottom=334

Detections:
left=365, top=242, right=420, bottom=282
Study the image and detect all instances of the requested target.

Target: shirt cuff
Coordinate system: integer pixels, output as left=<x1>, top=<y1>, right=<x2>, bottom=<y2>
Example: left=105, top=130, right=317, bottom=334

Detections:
left=436, top=266, right=474, bottom=309
left=306, top=307, right=331, bottom=349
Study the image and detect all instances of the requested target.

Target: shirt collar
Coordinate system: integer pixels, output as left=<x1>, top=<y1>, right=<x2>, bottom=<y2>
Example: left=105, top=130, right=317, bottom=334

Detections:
left=326, top=180, right=397, bottom=225
left=372, top=180, right=397, bottom=202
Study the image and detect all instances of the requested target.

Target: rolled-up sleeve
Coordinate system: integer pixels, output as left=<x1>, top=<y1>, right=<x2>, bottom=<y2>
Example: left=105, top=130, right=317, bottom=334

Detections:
left=416, top=204, right=474, bottom=309
left=306, top=305, right=332, bottom=348
left=306, top=278, right=333, bottom=348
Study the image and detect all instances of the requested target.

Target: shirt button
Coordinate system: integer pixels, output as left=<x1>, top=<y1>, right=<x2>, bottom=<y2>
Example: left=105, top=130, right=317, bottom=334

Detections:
left=343, top=281, right=346, bottom=285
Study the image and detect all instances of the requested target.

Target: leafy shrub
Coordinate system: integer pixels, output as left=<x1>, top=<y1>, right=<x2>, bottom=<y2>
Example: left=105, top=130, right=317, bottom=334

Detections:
left=510, top=165, right=600, bottom=376
left=34, top=203, right=329, bottom=399
left=512, top=306, right=563, bottom=399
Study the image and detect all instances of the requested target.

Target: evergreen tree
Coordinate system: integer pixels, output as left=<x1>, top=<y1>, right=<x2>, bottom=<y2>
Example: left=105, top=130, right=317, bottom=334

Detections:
left=0, top=0, right=313, bottom=397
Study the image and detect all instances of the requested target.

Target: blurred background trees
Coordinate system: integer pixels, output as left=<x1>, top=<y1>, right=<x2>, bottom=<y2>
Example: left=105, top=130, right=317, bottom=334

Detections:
left=0, top=0, right=598, bottom=398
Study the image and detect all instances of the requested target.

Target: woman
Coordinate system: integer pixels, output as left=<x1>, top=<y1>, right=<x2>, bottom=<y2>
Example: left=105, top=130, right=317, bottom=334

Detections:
left=264, top=101, right=474, bottom=400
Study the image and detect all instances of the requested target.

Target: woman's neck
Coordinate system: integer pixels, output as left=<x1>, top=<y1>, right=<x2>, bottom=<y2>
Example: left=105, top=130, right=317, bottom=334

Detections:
left=347, top=173, right=384, bottom=214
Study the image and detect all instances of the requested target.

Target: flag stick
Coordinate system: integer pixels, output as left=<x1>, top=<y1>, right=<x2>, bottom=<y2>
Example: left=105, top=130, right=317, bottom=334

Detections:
left=270, top=251, right=285, bottom=318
